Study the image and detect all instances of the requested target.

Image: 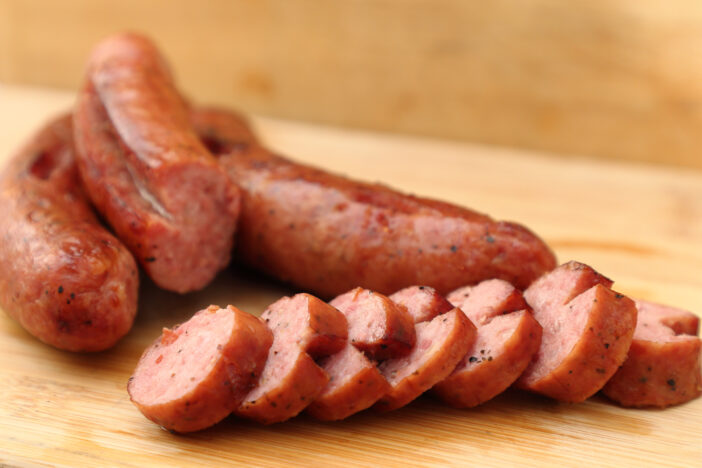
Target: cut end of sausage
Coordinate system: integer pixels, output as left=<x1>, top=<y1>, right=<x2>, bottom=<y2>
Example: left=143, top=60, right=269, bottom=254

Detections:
left=390, top=286, right=454, bottom=324
left=375, top=308, right=476, bottom=412
left=447, top=278, right=528, bottom=326
left=434, top=309, right=542, bottom=408
left=307, top=344, right=391, bottom=421
left=602, top=300, right=702, bottom=408
left=330, top=288, right=415, bottom=360
left=235, top=293, right=347, bottom=424
left=517, top=261, right=637, bottom=403
left=128, top=305, right=272, bottom=433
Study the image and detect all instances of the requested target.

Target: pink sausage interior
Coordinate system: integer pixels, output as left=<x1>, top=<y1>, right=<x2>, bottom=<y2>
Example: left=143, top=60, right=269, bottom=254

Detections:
left=634, top=299, right=700, bottom=341
left=129, top=309, right=233, bottom=405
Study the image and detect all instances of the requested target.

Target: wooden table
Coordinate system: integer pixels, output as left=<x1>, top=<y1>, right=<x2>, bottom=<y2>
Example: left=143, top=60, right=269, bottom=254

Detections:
left=1, top=84, right=700, bottom=467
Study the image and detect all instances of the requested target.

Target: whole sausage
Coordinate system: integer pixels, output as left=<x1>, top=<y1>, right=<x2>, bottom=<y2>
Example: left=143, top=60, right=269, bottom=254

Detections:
left=235, top=293, right=347, bottom=424
left=189, top=108, right=557, bottom=298
left=516, top=261, right=637, bottom=403
left=602, top=299, right=701, bottom=408
left=73, top=34, right=240, bottom=293
left=0, top=115, right=138, bottom=352
left=128, top=305, right=272, bottom=433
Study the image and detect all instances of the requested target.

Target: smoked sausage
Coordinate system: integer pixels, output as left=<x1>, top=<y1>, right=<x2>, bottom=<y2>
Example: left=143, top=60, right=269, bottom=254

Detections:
left=0, top=115, right=138, bottom=352
left=73, top=34, right=240, bottom=293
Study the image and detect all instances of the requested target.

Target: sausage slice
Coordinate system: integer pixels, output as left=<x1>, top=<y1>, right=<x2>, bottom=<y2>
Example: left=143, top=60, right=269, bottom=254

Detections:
left=235, top=294, right=347, bottom=424
left=434, top=279, right=542, bottom=408
left=73, top=34, right=240, bottom=293
left=390, top=286, right=454, bottom=323
left=0, top=115, right=138, bottom=352
left=330, top=288, right=416, bottom=360
left=516, top=261, right=637, bottom=403
left=308, top=288, right=415, bottom=420
left=374, top=308, right=476, bottom=412
left=602, top=299, right=701, bottom=408
left=128, top=305, right=272, bottom=433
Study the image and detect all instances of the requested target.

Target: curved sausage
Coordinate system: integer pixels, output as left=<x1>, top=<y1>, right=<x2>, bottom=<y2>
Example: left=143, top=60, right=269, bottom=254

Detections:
left=434, top=279, right=542, bottom=408
left=0, top=115, right=138, bottom=352
left=375, top=308, right=475, bottom=412
left=602, top=299, right=701, bottom=408
left=128, top=305, right=272, bottom=433
left=235, top=294, right=347, bottom=424
left=516, top=261, right=637, bottom=403
left=73, top=34, right=240, bottom=293
left=330, top=288, right=416, bottom=360
left=189, top=107, right=557, bottom=298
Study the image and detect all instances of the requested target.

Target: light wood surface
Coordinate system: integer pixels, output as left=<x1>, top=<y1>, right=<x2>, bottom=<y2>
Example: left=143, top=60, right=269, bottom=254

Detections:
left=0, top=84, right=701, bottom=467
left=3, top=1, right=702, bottom=170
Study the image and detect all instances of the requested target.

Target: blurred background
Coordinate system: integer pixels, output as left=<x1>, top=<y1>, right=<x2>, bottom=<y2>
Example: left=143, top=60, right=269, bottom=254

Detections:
left=1, top=0, right=702, bottom=169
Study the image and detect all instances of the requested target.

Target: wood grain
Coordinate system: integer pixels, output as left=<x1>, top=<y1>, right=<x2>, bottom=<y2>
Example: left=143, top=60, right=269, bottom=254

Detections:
left=0, top=84, right=701, bottom=467
left=3, top=1, right=702, bottom=170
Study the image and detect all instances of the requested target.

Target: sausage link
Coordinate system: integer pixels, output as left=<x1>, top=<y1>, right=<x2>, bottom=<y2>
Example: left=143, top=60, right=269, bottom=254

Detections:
left=0, top=115, right=138, bottom=351
left=73, top=34, right=240, bottom=293
left=189, top=107, right=557, bottom=298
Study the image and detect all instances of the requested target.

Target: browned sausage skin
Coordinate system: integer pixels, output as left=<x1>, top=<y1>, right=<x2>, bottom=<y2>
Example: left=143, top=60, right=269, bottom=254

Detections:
left=128, top=305, right=272, bottom=433
left=602, top=300, right=701, bottom=408
left=0, top=115, right=138, bottom=352
left=517, top=261, right=637, bottom=403
left=73, top=34, right=240, bottom=293
left=189, top=108, right=557, bottom=298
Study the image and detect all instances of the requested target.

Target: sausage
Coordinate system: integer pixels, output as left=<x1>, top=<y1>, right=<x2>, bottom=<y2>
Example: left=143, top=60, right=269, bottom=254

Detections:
left=235, top=294, right=347, bottom=424
left=0, top=115, right=138, bottom=352
left=307, top=288, right=415, bottom=420
left=389, top=286, right=454, bottom=323
left=189, top=107, right=557, bottom=298
left=128, top=305, right=272, bottom=433
left=330, top=288, right=416, bottom=360
left=306, top=344, right=391, bottom=421
left=434, top=279, right=542, bottom=408
left=516, top=261, right=637, bottom=403
left=73, top=34, right=240, bottom=293
left=602, top=299, right=701, bottom=408
left=374, top=308, right=476, bottom=412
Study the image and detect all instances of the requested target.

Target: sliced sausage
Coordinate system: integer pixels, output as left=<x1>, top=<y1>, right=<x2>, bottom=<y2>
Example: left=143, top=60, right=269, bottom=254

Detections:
left=375, top=308, right=476, bottom=412
left=0, top=115, right=138, bottom=352
left=306, top=344, right=391, bottom=421
left=602, top=299, right=701, bottom=408
left=73, top=33, right=240, bottom=293
left=189, top=107, right=557, bottom=298
left=433, top=279, right=542, bottom=407
left=128, top=305, right=272, bottom=433
left=516, top=261, right=637, bottom=403
left=307, top=288, right=414, bottom=420
left=390, top=286, right=454, bottom=323
left=235, top=294, right=347, bottom=424
left=330, top=288, right=416, bottom=360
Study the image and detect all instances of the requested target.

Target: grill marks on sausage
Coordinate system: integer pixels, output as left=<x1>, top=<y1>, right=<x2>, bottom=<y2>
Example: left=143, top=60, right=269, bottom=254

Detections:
left=434, top=279, right=542, bottom=408
left=0, top=115, right=139, bottom=352
left=516, top=261, right=637, bottom=403
left=73, top=33, right=241, bottom=293
left=128, top=305, right=272, bottom=433
left=602, top=300, right=701, bottom=408
left=235, top=294, right=347, bottom=424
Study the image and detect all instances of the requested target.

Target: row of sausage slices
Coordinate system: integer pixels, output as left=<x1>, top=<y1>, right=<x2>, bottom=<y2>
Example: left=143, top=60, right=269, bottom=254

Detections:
left=128, top=261, right=701, bottom=433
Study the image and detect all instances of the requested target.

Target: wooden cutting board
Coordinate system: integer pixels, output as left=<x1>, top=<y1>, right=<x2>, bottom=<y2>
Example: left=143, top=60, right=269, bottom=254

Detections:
left=1, top=84, right=700, bottom=468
